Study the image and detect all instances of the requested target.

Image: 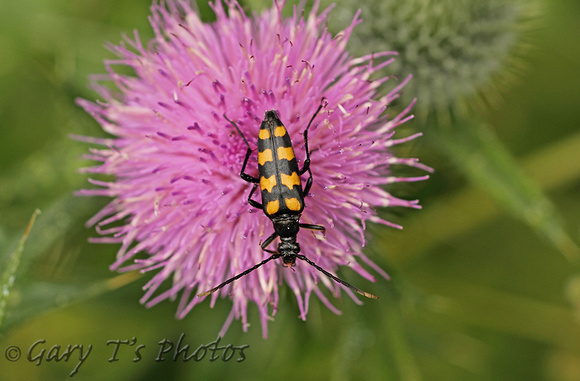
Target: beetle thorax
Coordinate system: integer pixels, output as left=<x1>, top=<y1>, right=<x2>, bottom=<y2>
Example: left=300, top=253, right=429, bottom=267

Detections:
left=272, top=214, right=301, bottom=238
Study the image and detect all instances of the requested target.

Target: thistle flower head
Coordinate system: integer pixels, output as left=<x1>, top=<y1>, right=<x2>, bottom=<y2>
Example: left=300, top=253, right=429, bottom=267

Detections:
left=77, top=0, right=430, bottom=337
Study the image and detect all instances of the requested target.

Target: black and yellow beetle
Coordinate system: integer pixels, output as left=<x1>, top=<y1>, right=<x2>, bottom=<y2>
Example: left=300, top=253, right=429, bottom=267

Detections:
left=198, top=99, right=377, bottom=299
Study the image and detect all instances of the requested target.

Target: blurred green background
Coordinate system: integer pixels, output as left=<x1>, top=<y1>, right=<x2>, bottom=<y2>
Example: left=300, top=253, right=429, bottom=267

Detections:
left=1, top=0, right=579, bottom=380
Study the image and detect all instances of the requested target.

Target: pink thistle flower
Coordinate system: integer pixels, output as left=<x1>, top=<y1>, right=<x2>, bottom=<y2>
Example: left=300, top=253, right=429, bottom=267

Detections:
left=77, top=0, right=431, bottom=338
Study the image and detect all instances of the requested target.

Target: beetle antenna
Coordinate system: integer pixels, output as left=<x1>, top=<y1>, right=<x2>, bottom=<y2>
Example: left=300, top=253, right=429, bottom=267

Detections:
left=296, top=254, right=378, bottom=299
left=197, top=254, right=281, bottom=297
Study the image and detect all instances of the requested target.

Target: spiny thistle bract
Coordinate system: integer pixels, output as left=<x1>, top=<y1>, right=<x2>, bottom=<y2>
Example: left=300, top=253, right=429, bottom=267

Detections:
left=327, top=0, right=538, bottom=122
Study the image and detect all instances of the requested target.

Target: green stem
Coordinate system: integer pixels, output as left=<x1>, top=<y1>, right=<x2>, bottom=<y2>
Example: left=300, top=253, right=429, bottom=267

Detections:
left=383, top=125, right=580, bottom=266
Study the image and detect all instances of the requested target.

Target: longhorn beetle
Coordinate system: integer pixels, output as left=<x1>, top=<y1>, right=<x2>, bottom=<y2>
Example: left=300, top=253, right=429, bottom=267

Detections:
left=197, top=99, right=377, bottom=299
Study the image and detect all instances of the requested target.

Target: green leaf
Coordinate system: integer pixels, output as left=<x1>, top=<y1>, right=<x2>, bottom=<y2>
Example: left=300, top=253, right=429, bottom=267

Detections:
left=0, top=209, right=40, bottom=331
left=412, top=274, right=580, bottom=352
left=434, top=120, right=579, bottom=263
left=0, top=193, right=143, bottom=331
left=379, top=130, right=580, bottom=267
left=1, top=272, right=141, bottom=332
left=2, top=195, right=101, bottom=273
